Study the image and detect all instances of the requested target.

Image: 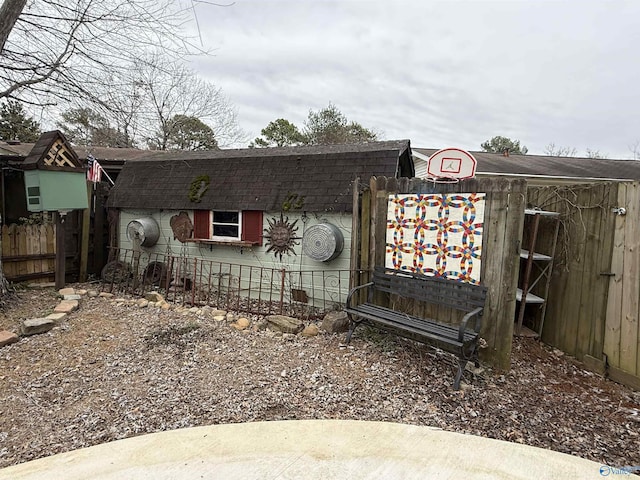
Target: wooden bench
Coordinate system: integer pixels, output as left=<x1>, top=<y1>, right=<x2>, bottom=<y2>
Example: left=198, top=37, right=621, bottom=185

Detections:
left=345, top=267, right=488, bottom=390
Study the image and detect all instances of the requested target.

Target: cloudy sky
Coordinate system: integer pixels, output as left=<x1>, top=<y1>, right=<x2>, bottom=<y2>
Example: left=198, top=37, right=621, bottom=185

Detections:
left=189, top=0, right=639, bottom=158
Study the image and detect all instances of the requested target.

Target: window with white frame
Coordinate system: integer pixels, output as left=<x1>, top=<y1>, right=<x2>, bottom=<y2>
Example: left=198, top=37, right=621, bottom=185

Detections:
left=212, top=210, right=242, bottom=240
left=192, top=209, right=262, bottom=245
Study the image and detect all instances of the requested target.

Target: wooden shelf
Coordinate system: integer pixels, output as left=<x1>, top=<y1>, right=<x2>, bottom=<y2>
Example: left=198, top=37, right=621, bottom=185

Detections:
left=185, top=239, right=257, bottom=247
left=524, top=209, right=561, bottom=217
left=516, top=288, right=545, bottom=304
left=516, top=210, right=561, bottom=337
left=520, top=249, right=552, bottom=261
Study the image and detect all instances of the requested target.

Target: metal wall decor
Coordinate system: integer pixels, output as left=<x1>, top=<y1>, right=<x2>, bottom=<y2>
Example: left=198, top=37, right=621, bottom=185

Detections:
left=126, top=217, right=160, bottom=247
left=302, top=223, right=344, bottom=262
left=169, top=211, right=194, bottom=243
left=263, top=213, right=301, bottom=259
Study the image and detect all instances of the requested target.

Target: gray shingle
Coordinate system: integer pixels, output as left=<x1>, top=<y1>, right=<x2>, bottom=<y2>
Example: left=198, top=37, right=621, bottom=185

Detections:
left=414, top=148, right=640, bottom=180
left=108, top=140, right=412, bottom=213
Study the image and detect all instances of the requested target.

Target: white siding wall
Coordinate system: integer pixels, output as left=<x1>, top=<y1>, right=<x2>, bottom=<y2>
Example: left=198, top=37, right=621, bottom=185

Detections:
left=413, top=157, right=428, bottom=179
left=117, top=209, right=353, bottom=305
left=118, top=209, right=352, bottom=271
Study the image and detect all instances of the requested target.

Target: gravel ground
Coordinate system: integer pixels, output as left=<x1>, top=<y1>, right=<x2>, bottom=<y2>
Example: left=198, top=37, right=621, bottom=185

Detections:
left=0, top=284, right=639, bottom=470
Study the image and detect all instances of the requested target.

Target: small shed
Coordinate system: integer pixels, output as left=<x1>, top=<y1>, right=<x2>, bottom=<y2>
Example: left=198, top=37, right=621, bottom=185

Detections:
left=106, top=140, right=413, bottom=305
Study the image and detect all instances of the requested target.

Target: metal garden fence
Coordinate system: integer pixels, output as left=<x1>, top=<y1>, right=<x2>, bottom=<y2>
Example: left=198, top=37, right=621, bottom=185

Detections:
left=101, top=247, right=357, bottom=319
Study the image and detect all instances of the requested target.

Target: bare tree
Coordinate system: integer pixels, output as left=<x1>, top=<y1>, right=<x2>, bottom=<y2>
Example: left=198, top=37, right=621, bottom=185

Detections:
left=544, top=143, right=577, bottom=157
left=55, top=55, right=245, bottom=149
left=585, top=148, right=605, bottom=159
left=630, top=141, right=640, bottom=160
left=133, top=56, right=245, bottom=148
left=545, top=143, right=607, bottom=159
left=0, top=0, right=209, bottom=105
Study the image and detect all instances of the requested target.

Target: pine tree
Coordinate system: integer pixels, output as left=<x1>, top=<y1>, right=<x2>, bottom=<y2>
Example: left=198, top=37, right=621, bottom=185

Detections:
left=0, top=100, right=40, bottom=142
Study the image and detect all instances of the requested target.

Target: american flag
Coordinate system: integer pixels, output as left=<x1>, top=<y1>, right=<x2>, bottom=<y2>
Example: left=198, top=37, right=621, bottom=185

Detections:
left=87, top=154, right=102, bottom=183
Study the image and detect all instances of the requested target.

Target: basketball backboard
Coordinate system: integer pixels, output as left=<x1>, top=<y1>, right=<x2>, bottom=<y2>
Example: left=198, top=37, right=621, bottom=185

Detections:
left=426, top=148, right=477, bottom=180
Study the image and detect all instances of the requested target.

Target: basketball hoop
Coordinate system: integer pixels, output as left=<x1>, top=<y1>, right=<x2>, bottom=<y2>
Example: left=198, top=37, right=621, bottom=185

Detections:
left=424, top=148, right=477, bottom=182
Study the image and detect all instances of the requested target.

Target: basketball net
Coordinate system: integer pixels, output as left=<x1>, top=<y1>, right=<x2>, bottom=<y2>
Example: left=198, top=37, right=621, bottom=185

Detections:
left=425, top=175, right=461, bottom=184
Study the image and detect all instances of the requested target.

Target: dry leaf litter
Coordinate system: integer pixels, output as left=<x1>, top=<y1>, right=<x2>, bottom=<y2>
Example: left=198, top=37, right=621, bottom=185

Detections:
left=0, top=284, right=638, bottom=470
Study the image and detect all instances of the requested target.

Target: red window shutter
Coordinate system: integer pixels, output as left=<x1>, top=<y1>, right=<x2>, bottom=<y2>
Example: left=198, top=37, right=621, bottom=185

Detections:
left=193, top=210, right=210, bottom=239
left=241, top=210, right=263, bottom=245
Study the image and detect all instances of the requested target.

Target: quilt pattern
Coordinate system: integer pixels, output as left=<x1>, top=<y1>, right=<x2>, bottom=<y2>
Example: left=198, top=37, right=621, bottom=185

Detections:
left=385, top=193, right=485, bottom=284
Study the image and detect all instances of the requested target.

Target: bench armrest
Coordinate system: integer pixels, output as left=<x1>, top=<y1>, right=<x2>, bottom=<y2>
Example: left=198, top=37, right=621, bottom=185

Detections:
left=458, top=307, right=484, bottom=342
left=346, top=282, right=374, bottom=309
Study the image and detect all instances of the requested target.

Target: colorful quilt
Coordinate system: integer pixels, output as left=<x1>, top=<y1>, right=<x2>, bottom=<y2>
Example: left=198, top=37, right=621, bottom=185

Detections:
left=386, top=193, right=485, bottom=284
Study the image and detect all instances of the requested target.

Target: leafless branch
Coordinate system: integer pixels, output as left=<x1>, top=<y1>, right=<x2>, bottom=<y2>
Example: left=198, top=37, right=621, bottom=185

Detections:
left=1, top=0, right=213, bottom=105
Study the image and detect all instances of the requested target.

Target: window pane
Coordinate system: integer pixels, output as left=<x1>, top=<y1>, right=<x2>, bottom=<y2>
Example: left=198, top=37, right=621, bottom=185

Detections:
left=213, top=225, right=239, bottom=237
left=213, top=211, right=239, bottom=223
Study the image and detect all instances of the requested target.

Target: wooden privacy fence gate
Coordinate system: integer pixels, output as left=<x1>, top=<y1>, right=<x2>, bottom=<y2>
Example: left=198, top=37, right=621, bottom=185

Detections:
left=1, top=224, right=56, bottom=282
left=351, top=176, right=526, bottom=370
left=527, top=181, right=640, bottom=390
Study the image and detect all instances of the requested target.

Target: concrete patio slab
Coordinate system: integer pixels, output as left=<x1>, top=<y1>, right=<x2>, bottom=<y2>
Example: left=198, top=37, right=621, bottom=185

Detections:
left=0, top=420, right=607, bottom=480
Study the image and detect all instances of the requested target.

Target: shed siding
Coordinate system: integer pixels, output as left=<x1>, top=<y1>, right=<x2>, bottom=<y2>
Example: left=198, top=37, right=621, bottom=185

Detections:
left=117, top=209, right=353, bottom=274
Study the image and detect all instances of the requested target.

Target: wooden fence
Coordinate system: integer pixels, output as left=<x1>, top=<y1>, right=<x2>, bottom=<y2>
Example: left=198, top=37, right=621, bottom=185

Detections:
left=1, top=224, right=56, bottom=282
left=351, top=176, right=526, bottom=370
left=604, top=182, right=640, bottom=388
left=528, top=181, right=640, bottom=390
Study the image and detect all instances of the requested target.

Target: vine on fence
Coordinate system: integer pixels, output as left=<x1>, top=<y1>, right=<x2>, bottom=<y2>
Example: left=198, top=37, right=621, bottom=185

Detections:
left=527, top=184, right=615, bottom=271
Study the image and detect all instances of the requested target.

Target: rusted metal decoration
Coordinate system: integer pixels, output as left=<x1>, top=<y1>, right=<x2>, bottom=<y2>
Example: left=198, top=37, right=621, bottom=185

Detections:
left=263, top=213, right=300, bottom=260
left=169, top=211, right=194, bottom=243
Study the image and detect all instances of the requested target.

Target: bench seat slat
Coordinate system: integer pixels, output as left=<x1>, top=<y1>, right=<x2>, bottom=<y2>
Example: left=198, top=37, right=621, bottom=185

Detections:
left=372, top=271, right=486, bottom=310
left=347, top=303, right=477, bottom=344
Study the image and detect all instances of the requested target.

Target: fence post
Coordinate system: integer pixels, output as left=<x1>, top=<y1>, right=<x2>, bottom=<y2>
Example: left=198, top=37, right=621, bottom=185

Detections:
left=55, top=212, right=66, bottom=289
left=191, top=257, right=197, bottom=305
left=165, top=256, right=173, bottom=295
left=279, top=268, right=286, bottom=315
left=350, top=177, right=360, bottom=290
left=79, top=182, right=92, bottom=282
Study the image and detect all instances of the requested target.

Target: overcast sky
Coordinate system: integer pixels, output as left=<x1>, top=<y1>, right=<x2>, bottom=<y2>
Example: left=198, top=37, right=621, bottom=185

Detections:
left=189, top=0, right=640, bottom=158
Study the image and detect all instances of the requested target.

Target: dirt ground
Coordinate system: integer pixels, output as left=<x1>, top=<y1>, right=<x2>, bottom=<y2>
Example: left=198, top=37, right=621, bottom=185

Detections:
left=0, top=284, right=639, bottom=471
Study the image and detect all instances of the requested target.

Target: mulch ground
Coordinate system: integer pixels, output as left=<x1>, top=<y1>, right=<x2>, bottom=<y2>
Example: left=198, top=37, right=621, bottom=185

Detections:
left=0, top=284, right=638, bottom=471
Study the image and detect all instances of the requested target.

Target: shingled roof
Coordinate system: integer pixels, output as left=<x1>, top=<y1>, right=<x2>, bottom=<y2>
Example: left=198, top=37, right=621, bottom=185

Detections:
left=0, top=141, right=166, bottom=170
left=414, top=148, right=640, bottom=180
left=21, top=130, right=83, bottom=172
left=108, top=140, right=413, bottom=213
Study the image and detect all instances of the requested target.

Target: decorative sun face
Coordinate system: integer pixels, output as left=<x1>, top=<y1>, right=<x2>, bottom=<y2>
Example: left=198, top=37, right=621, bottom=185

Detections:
left=263, top=213, right=300, bottom=260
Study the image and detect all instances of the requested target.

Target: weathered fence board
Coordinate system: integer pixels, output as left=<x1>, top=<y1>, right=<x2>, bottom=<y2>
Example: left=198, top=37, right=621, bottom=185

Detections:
left=484, top=179, right=526, bottom=370
left=1, top=224, right=56, bottom=282
left=615, top=182, right=640, bottom=377
left=352, top=176, right=526, bottom=370
left=603, top=183, right=626, bottom=372
left=589, top=184, right=616, bottom=361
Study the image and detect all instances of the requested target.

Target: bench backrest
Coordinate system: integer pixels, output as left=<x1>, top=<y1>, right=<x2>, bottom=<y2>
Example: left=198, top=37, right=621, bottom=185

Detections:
left=371, top=267, right=487, bottom=312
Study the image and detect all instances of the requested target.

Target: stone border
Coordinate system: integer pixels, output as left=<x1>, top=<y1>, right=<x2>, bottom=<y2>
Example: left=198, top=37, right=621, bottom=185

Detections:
left=1, top=286, right=350, bottom=348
